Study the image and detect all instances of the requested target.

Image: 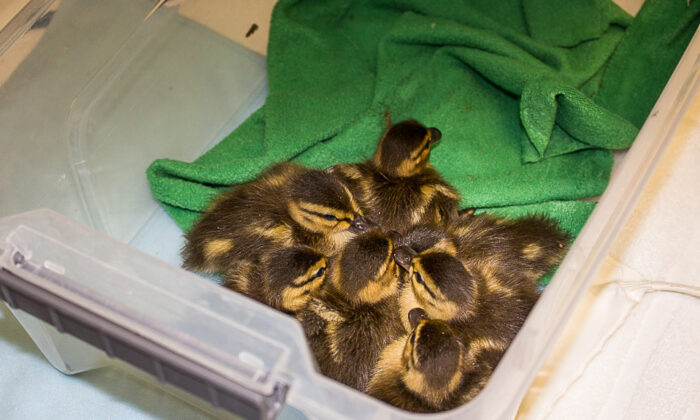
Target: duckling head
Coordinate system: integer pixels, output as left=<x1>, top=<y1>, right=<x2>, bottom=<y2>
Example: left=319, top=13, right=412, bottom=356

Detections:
left=288, top=169, right=371, bottom=243
left=401, top=317, right=465, bottom=407
left=372, top=119, right=442, bottom=178
left=330, top=229, right=399, bottom=305
left=394, top=247, right=477, bottom=323
left=267, top=246, right=327, bottom=312
left=398, top=225, right=457, bottom=257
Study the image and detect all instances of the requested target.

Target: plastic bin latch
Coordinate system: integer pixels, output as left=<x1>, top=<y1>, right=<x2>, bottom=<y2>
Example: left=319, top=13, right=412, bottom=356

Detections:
left=0, top=242, right=289, bottom=420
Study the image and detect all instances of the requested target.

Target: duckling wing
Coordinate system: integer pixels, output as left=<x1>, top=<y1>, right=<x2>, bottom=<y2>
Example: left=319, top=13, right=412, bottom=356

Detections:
left=182, top=163, right=298, bottom=273
left=451, top=213, right=569, bottom=290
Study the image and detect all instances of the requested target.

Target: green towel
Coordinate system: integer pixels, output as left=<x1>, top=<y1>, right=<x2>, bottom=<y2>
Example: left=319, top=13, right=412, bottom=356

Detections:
left=596, top=0, right=700, bottom=126
left=147, top=0, right=699, bottom=261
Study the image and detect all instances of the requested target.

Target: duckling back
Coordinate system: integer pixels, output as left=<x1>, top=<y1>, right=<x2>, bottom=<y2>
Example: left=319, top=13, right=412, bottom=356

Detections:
left=182, top=162, right=301, bottom=273
left=449, top=212, right=570, bottom=289
left=366, top=316, right=469, bottom=412
left=309, top=290, right=404, bottom=391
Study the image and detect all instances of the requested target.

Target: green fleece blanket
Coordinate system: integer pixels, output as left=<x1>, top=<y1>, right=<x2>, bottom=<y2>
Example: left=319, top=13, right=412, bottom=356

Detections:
left=147, top=0, right=699, bottom=261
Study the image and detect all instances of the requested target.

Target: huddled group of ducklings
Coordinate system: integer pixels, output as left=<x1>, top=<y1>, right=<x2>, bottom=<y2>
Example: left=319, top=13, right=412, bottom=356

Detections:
left=182, top=119, right=570, bottom=413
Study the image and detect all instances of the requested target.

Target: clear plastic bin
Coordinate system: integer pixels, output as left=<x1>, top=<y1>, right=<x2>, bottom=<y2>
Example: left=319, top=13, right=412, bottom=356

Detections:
left=0, top=0, right=267, bottom=263
left=1, top=0, right=700, bottom=419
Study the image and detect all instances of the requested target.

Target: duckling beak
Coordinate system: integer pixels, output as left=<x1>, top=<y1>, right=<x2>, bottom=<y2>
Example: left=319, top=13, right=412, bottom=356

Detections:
left=349, top=215, right=375, bottom=233
left=324, top=164, right=340, bottom=175
left=386, top=230, right=403, bottom=245
left=393, top=246, right=417, bottom=271
left=408, top=308, right=428, bottom=329
left=428, top=127, right=442, bottom=144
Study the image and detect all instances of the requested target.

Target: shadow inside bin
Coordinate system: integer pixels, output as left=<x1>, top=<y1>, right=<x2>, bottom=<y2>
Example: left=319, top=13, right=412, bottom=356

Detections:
left=0, top=304, right=47, bottom=358
left=77, top=365, right=217, bottom=420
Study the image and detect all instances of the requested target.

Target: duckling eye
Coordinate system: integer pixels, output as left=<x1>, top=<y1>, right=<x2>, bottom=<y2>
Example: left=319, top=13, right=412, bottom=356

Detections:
left=312, top=266, right=326, bottom=279
left=323, top=214, right=338, bottom=221
left=414, top=271, right=437, bottom=300
left=412, top=139, right=431, bottom=160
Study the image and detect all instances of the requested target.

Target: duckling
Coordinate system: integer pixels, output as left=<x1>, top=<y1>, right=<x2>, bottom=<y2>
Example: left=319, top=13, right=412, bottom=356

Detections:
left=222, top=245, right=327, bottom=314
left=383, top=214, right=570, bottom=406
left=438, top=213, right=569, bottom=299
left=394, top=247, right=479, bottom=333
left=395, top=247, right=540, bottom=370
left=329, top=119, right=460, bottom=234
left=398, top=212, right=570, bottom=291
left=366, top=309, right=471, bottom=413
left=296, top=229, right=405, bottom=391
left=182, top=162, right=371, bottom=275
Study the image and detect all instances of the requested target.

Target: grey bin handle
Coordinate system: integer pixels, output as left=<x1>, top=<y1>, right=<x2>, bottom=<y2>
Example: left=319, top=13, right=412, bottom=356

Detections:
left=0, top=260, right=288, bottom=420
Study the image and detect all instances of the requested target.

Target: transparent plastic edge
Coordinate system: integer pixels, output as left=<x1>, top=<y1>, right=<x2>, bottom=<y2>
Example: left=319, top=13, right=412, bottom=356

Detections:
left=64, top=6, right=172, bottom=236
left=0, top=211, right=416, bottom=420
left=480, top=25, right=700, bottom=420
left=4, top=304, right=109, bottom=374
left=64, top=5, right=268, bottom=243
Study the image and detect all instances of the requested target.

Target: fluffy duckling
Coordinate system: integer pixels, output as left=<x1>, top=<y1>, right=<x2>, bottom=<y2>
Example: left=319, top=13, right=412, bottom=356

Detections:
left=223, top=245, right=327, bottom=314
left=296, top=229, right=405, bottom=391
left=182, top=162, right=371, bottom=274
left=366, top=309, right=471, bottom=412
left=397, top=212, right=570, bottom=293
left=394, top=247, right=479, bottom=333
left=395, top=246, right=540, bottom=371
left=448, top=212, right=570, bottom=287
left=393, top=213, right=568, bottom=335
left=329, top=119, right=460, bottom=234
